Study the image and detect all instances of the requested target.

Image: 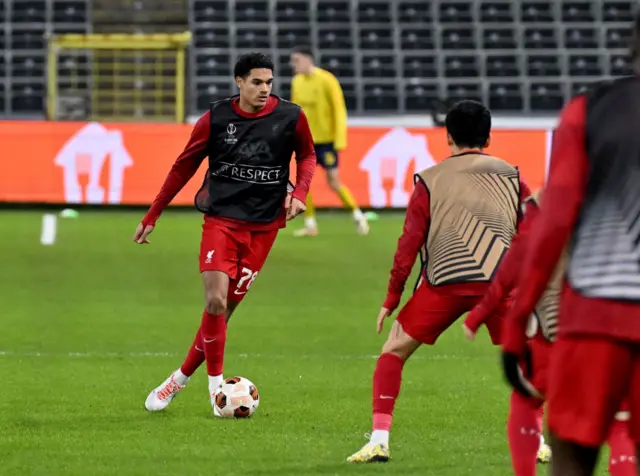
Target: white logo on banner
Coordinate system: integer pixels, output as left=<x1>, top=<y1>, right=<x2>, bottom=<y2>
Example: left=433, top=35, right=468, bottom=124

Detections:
left=53, top=122, right=133, bottom=204
left=359, top=127, right=437, bottom=208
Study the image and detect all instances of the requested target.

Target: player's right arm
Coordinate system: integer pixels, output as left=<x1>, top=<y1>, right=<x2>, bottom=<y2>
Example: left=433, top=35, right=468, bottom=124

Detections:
left=377, top=182, right=430, bottom=327
left=133, top=111, right=210, bottom=243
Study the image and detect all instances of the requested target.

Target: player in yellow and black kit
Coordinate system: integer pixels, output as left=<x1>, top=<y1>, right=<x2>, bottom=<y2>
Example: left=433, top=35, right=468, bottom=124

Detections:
left=289, top=46, right=369, bottom=236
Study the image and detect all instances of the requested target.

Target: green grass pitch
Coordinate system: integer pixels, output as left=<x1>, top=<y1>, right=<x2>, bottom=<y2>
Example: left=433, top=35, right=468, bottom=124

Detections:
left=0, top=210, right=609, bottom=475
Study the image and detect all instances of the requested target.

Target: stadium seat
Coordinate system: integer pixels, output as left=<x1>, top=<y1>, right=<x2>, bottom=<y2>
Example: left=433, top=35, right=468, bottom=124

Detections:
left=571, top=81, right=594, bottom=96
left=529, top=82, right=565, bottom=111
left=610, top=53, right=632, bottom=76
left=447, top=83, right=482, bottom=103
left=489, top=83, right=523, bottom=111
left=561, top=2, right=595, bottom=22
left=234, top=0, right=269, bottom=23
left=321, top=53, right=356, bottom=79
left=439, top=1, right=473, bottom=23
left=357, top=2, right=391, bottom=23
left=0, top=1, right=4, bottom=23
left=479, top=2, right=515, bottom=23
left=523, top=27, right=559, bottom=49
left=276, top=27, right=312, bottom=49
left=359, top=27, right=394, bottom=50
left=11, top=0, right=46, bottom=23
left=52, top=1, right=89, bottom=23
left=485, top=55, right=520, bottom=77
left=482, top=27, right=518, bottom=49
left=402, top=54, right=438, bottom=79
left=11, top=83, right=44, bottom=113
left=341, top=81, right=358, bottom=111
left=520, top=1, right=556, bottom=23
left=441, top=27, right=475, bottom=50
left=275, top=1, right=310, bottom=22
left=361, top=54, right=396, bottom=78
left=315, top=0, right=351, bottom=23
left=197, top=81, right=233, bottom=110
left=404, top=83, right=439, bottom=112
left=191, top=0, right=229, bottom=22
left=605, top=26, right=632, bottom=49
left=193, top=26, right=230, bottom=48
left=0, top=82, right=4, bottom=111
left=11, top=53, right=45, bottom=78
left=277, top=53, right=293, bottom=78
left=363, top=82, right=398, bottom=111
left=567, top=54, right=602, bottom=77
left=564, top=27, right=599, bottom=49
left=196, top=53, right=231, bottom=78
left=11, top=29, right=46, bottom=50
left=527, top=55, right=561, bottom=77
left=236, top=27, right=270, bottom=49
left=444, top=55, right=479, bottom=78
left=602, top=1, right=635, bottom=22
left=317, top=27, right=352, bottom=49
left=400, top=27, right=435, bottom=50
left=398, top=1, right=432, bottom=23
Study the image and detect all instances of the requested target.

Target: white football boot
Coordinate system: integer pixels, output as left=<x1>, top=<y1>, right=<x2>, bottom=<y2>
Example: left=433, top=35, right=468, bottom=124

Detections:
left=144, top=371, right=187, bottom=411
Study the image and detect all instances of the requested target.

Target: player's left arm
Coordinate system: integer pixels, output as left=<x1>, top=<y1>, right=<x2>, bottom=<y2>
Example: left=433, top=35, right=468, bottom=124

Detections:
left=286, top=109, right=317, bottom=219
left=326, top=74, right=348, bottom=151
left=464, top=202, right=540, bottom=338
left=502, top=95, right=589, bottom=354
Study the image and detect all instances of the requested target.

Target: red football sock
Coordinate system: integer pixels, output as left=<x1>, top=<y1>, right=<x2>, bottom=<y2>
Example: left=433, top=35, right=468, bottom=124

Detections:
left=507, top=391, right=541, bottom=476
left=372, top=353, right=404, bottom=429
left=607, top=419, right=637, bottom=476
left=200, top=310, right=227, bottom=376
left=179, top=328, right=205, bottom=377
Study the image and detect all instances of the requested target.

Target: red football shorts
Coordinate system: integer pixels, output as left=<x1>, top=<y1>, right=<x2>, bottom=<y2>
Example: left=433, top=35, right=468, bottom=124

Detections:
left=396, top=280, right=501, bottom=345
left=547, top=335, right=640, bottom=446
left=199, top=218, right=278, bottom=302
left=518, top=333, right=552, bottom=403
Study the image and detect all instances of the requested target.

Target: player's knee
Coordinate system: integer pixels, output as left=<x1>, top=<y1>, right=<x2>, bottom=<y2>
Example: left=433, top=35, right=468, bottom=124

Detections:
left=381, top=339, right=411, bottom=361
left=327, top=175, right=341, bottom=192
left=205, top=293, right=227, bottom=316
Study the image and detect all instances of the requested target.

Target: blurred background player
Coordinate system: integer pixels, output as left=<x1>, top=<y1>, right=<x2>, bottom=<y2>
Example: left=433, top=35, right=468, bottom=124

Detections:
left=502, top=11, right=640, bottom=475
left=289, top=46, right=369, bottom=236
left=347, top=100, right=531, bottom=463
left=464, top=190, right=637, bottom=476
left=135, top=53, right=316, bottom=414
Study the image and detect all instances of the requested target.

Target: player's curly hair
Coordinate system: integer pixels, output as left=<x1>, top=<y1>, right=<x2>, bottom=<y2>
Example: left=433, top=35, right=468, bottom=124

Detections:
left=445, top=100, right=491, bottom=149
left=234, top=53, right=275, bottom=79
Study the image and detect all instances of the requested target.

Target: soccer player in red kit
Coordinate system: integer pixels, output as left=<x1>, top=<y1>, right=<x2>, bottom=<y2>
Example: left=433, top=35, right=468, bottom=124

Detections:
left=134, top=53, right=316, bottom=413
left=347, top=100, right=531, bottom=463
left=464, top=191, right=637, bottom=476
left=500, top=14, right=640, bottom=475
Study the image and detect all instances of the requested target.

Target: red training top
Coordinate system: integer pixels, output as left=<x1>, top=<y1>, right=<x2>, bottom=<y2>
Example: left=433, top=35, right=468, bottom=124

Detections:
left=141, top=96, right=316, bottom=231
left=503, top=94, right=640, bottom=353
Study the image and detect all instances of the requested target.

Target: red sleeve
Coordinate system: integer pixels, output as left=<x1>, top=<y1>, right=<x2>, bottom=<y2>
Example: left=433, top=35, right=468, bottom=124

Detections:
left=383, top=181, right=430, bottom=311
left=141, top=112, right=210, bottom=226
left=503, top=95, right=590, bottom=353
left=464, top=201, right=539, bottom=332
left=291, top=110, right=317, bottom=202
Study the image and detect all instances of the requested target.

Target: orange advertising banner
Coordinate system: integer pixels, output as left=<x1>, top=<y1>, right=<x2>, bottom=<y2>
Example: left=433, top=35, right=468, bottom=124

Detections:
left=0, top=121, right=552, bottom=208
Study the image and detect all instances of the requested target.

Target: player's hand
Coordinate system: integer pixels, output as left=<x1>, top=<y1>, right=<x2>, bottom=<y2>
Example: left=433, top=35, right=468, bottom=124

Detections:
left=285, top=195, right=306, bottom=221
left=462, top=323, right=476, bottom=341
left=376, top=307, right=392, bottom=333
left=501, top=350, right=543, bottom=401
left=133, top=223, right=154, bottom=244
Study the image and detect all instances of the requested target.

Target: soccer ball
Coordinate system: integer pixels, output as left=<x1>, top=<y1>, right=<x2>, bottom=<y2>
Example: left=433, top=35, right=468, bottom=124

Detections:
left=212, top=376, right=260, bottom=418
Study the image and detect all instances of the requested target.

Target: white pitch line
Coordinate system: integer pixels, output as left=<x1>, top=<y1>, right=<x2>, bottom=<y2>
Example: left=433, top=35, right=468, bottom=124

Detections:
left=40, top=213, right=57, bottom=245
left=0, top=350, right=491, bottom=361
